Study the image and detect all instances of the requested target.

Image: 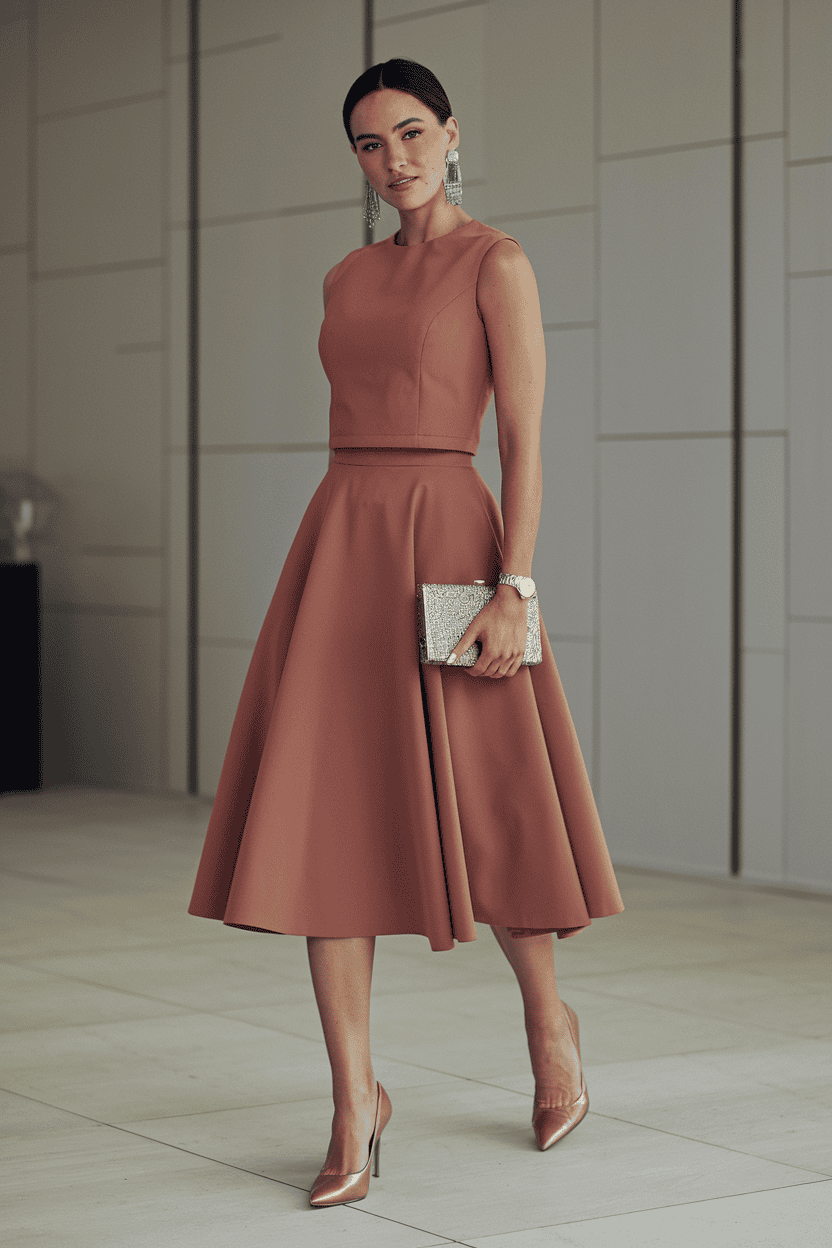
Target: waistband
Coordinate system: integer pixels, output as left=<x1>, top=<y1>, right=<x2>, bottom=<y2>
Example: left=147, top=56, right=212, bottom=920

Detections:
left=332, top=448, right=474, bottom=467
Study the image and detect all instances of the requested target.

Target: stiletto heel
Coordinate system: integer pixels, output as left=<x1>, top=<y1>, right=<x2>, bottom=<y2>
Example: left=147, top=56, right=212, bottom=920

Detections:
left=309, top=1081, right=392, bottom=1208
left=532, top=1001, right=589, bottom=1151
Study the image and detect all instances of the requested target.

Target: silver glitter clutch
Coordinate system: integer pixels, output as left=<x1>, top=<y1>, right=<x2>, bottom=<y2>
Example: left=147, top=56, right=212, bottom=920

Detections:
left=416, top=581, right=543, bottom=667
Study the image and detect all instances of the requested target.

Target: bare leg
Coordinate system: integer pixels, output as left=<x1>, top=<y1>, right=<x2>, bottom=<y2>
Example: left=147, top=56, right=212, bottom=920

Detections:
left=306, top=935, right=378, bottom=1174
left=491, top=925, right=582, bottom=1108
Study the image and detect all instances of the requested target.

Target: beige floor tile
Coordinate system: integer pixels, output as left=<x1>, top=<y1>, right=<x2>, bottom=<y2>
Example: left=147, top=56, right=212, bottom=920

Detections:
left=570, top=962, right=832, bottom=1038
left=0, top=1120, right=450, bottom=1248
left=461, top=1178, right=832, bottom=1246
left=0, top=962, right=188, bottom=1032
left=226, top=1080, right=820, bottom=1243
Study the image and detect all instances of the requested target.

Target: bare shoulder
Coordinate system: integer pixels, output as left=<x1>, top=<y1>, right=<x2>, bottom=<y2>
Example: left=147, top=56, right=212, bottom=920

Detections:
left=322, top=260, right=344, bottom=310
left=476, top=238, right=539, bottom=320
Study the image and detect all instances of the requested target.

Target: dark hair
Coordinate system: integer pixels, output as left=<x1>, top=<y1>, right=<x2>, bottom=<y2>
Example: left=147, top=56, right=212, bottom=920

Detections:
left=342, top=58, right=452, bottom=148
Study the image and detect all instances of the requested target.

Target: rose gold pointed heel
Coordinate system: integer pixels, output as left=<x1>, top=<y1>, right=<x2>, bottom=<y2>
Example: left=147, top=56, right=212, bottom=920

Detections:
left=532, top=1002, right=589, bottom=1151
left=309, top=1081, right=392, bottom=1208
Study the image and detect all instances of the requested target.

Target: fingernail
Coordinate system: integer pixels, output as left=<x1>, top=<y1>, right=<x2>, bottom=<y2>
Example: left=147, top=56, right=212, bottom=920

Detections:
left=446, top=652, right=457, bottom=665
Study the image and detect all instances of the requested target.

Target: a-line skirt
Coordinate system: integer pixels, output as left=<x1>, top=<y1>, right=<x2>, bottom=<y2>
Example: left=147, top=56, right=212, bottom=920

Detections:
left=188, top=447, right=624, bottom=952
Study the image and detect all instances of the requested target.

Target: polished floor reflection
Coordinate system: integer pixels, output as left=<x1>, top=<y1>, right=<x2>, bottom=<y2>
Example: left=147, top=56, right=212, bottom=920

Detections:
left=1, top=786, right=830, bottom=1246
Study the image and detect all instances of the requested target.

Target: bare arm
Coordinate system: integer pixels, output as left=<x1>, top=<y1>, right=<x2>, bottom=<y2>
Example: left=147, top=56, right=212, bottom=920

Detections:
left=323, top=262, right=342, bottom=466
left=446, top=240, right=546, bottom=678
left=477, top=240, right=545, bottom=600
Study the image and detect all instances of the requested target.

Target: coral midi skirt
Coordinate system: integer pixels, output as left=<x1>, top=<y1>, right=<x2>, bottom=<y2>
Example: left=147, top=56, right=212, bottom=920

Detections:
left=188, top=447, right=623, bottom=952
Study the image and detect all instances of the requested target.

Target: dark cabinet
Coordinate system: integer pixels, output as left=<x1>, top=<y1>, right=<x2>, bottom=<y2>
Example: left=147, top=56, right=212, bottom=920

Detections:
left=0, top=562, right=42, bottom=793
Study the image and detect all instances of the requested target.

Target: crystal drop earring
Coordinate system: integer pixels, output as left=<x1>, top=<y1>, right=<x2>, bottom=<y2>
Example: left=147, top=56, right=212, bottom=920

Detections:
left=444, top=149, right=463, bottom=205
left=362, top=178, right=381, bottom=226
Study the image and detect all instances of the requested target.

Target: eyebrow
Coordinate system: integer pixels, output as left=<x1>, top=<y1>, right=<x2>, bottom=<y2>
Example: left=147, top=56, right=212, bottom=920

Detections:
left=354, top=117, right=424, bottom=143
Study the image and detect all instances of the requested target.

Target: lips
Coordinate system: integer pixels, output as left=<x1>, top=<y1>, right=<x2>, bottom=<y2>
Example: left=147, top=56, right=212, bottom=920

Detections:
left=390, top=176, right=416, bottom=187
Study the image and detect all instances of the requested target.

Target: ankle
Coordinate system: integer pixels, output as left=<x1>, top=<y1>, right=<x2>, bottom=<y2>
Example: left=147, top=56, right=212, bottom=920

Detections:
left=332, top=1078, right=377, bottom=1112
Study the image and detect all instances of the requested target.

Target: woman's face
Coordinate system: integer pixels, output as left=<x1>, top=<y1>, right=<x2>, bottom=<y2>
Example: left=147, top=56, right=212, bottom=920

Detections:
left=350, top=88, right=459, bottom=213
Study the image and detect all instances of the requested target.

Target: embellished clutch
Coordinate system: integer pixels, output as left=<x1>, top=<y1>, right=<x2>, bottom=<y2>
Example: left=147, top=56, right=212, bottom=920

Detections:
left=416, top=581, right=543, bottom=667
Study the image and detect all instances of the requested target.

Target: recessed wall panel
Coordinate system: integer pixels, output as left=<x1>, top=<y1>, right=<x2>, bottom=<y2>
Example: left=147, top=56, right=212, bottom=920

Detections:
left=485, top=0, right=594, bottom=215
left=36, top=269, right=163, bottom=547
left=199, top=448, right=329, bottom=642
left=37, top=100, right=164, bottom=271
left=200, top=211, right=356, bottom=447
left=168, top=60, right=188, bottom=229
left=789, top=275, right=832, bottom=617
left=788, top=0, right=832, bottom=161
left=200, top=1, right=361, bottom=221
left=198, top=641, right=254, bottom=798
left=789, top=163, right=832, bottom=274
left=535, top=329, right=595, bottom=638
left=0, top=18, right=28, bottom=247
left=599, top=439, right=731, bottom=875
left=0, top=253, right=29, bottom=465
left=600, top=0, right=731, bottom=156
left=167, top=450, right=188, bottom=793
left=600, top=147, right=732, bottom=435
left=36, top=0, right=162, bottom=114
left=743, top=139, right=786, bottom=431
left=741, top=650, right=785, bottom=883
left=743, top=0, right=784, bottom=136
left=549, top=639, right=594, bottom=788
left=168, top=226, right=189, bottom=451
left=508, top=213, right=594, bottom=327
left=37, top=549, right=162, bottom=611
left=742, top=436, right=785, bottom=652
left=41, top=611, right=163, bottom=791
left=786, top=622, right=832, bottom=890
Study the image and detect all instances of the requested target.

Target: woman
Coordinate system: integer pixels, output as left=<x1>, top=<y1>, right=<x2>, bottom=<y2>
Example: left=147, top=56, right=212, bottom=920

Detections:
left=188, top=58, right=623, bottom=1208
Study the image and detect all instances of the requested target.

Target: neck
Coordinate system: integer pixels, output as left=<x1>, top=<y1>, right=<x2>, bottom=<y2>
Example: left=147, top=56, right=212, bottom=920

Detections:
left=394, top=206, right=470, bottom=246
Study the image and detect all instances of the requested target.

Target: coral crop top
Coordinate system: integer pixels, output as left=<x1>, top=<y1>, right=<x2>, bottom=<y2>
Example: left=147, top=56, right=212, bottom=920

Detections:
left=318, top=217, right=521, bottom=455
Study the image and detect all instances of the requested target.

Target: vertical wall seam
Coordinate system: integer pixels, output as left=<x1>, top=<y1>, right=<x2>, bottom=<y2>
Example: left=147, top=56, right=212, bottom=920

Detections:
left=781, top=0, right=791, bottom=882
left=187, top=0, right=199, bottom=794
left=731, top=0, right=744, bottom=875
left=159, top=0, right=171, bottom=790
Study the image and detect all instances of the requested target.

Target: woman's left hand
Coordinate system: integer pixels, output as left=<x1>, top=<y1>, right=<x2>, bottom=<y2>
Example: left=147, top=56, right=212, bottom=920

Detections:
left=446, top=588, right=529, bottom=678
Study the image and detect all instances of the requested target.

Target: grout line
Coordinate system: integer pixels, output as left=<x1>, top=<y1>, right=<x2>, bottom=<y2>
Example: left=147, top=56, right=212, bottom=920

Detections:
left=782, top=0, right=791, bottom=885
left=36, top=90, right=164, bottom=123
left=599, top=137, right=733, bottom=162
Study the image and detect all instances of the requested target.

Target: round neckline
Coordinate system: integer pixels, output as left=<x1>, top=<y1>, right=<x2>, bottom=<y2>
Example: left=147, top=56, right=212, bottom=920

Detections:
left=389, top=218, right=477, bottom=249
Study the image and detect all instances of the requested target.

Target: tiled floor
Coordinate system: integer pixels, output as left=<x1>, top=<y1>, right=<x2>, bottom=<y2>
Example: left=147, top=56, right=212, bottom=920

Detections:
left=1, top=786, right=831, bottom=1247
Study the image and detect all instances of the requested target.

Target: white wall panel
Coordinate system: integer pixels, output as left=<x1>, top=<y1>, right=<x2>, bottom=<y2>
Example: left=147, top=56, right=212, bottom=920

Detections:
left=167, top=227, right=188, bottom=451
left=41, top=611, right=163, bottom=790
left=200, top=211, right=353, bottom=447
left=198, top=641, right=254, bottom=798
left=199, top=448, right=328, bottom=642
left=37, top=549, right=162, bottom=611
left=0, top=253, right=29, bottom=465
left=788, top=0, right=832, bottom=161
left=0, top=18, right=28, bottom=247
left=599, top=439, right=731, bottom=875
left=743, top=0, right=784, bottom=136
left=169, top=0, right=187, bottom=60
left=742, top=436, right=785, bottom=652
left=788, top=275, right=832, bottom=617
left=167, top=450, right=188, bottom=793
left=743, top=139, right=786, bottom=431
left=786, top=622, right=832, bottom=890
left=549, top=639, right=594, bottom=788
left=741, top=650, right=785, bottom=882
left=485, top=0, right=594, bottom=215
left=36, top=100, right=163, bottom=271
left=535, top=329, right=595, bottom=638
left=200, top=1, right=362, bottom=221
left=600, top=147, right=732, bottom=435
left=168, top=59, right=188, bottom=229
left=600, top=0, right=731, bottom=156
left=789, top=163, right=832, bottom=274
left=36, top=269, right=163, bottom=547
left=36, top=0, right=162, bottom=114
left=509, top=212, right=595, bottom=328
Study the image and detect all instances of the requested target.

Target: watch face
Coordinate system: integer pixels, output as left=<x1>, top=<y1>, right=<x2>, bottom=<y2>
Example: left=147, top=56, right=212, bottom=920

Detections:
left=518, top=576, right=536, bottom=598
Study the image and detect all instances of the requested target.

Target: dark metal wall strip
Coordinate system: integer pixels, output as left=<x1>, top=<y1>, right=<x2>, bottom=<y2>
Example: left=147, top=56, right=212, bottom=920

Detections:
left=187, top=0, right=200, bottom=794
left=730, top=0, right=743, bottom=874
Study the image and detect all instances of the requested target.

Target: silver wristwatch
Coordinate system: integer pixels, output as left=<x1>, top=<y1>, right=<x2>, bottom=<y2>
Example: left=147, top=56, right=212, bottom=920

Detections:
left=498, top=573, right=536, bottom=600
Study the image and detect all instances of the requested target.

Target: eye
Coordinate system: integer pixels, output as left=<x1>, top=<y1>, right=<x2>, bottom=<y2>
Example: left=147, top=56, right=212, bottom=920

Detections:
left=361, top=129, right=421, bottom=152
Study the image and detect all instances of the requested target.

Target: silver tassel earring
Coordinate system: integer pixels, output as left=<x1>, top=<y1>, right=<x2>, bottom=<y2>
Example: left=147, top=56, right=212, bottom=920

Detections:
left=444, top=149, right=462, bottom=205
left=362, top=178, right=381, bottom=226
left=362, top=149, right=462, bottom=224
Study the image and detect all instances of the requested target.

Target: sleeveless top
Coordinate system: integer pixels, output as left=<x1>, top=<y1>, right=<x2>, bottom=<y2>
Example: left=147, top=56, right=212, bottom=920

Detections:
left=318, top=217, right=521, bottom=455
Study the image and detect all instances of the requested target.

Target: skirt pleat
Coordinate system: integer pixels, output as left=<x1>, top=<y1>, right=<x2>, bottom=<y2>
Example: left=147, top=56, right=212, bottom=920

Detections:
left=188, top=448, right=623, bottom=951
